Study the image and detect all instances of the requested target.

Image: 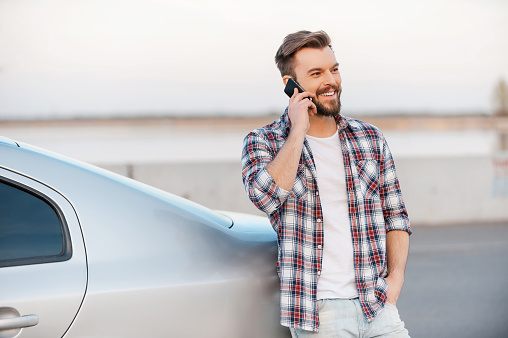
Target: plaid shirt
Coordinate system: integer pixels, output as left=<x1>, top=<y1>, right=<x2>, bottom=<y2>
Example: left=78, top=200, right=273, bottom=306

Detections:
left=241, top=110, right=411, bottom=332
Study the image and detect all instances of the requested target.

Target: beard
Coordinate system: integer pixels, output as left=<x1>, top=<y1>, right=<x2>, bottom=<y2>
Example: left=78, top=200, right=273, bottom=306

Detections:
left=314, top=85, right=342, bottom=117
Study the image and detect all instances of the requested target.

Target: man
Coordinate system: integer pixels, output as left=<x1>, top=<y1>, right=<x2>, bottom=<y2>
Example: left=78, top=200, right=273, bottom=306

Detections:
left=241, top=30, right=412, bottom=337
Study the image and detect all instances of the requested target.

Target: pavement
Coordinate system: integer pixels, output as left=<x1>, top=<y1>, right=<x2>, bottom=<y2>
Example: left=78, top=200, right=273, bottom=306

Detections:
left=398, top=222, right=508, bottom=338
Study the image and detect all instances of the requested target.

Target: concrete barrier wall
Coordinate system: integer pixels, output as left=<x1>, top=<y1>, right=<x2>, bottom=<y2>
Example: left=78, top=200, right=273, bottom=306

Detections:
left=100, top=154, right=508, bottom=226
left=395, top=155, right=508, bottom=225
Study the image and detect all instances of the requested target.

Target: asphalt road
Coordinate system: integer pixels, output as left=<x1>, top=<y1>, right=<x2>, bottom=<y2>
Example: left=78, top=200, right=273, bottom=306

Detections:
left=397, top=223, right=508, bottom=338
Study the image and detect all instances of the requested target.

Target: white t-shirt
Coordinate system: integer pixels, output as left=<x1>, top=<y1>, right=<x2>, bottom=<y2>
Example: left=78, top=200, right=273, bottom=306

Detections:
left=305, top=130, right=358, bottom=300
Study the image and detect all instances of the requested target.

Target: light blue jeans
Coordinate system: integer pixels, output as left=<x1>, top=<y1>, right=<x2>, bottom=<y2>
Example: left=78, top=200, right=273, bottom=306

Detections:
left=289, top=298, right=410, bottom=338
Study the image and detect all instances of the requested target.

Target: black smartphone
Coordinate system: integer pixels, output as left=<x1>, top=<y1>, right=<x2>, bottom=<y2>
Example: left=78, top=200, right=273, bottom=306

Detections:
left=284, top=78, right=312, bottom=101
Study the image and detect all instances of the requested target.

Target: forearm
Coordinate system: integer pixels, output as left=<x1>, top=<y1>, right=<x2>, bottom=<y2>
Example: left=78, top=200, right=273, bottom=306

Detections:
left=265, top=128, right=306, bottom=191
left=384, top=229, right=410, bottom=304
left=386, top=230, right=410, bottom=279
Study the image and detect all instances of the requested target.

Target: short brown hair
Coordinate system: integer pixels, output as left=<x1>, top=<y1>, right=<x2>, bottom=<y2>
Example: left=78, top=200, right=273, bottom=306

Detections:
left=275, top=30, right=332, bottom=78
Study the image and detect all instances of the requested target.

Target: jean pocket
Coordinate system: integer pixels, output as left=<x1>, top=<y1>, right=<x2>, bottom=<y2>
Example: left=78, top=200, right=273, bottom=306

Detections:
left=384, top=302, right=397, bottom=311
left=317, top=299, right=327, bottom=312
left=383, top=301, right=403, bottom=324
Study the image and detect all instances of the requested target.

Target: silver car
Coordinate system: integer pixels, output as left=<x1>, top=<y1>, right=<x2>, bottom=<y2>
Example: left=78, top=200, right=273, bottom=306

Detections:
left=0, top=136, right=289, bottom=338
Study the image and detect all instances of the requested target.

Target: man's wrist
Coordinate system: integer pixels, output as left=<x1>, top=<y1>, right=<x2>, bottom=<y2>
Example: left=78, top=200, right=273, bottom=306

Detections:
left=289, top=125, right=308, bottom=139
left=387, top=271, right=405, bottom=282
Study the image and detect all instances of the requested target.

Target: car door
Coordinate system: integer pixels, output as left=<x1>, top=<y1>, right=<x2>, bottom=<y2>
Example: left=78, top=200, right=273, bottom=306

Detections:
left=0, top=168, right=87, bottom=338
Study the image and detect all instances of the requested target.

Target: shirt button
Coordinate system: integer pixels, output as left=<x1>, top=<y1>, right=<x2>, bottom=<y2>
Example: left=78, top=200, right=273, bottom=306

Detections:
left=318, top=245, right=322, bottom=249
left=317, top=271, right=321, bottom=276
left=317, top=219, right=322, bottom=223
left=316, top=192, right=319, bottom=196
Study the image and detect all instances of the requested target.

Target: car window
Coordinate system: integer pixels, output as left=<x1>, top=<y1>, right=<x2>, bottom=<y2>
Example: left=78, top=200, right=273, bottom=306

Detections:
left=0, top=178, right=72, bottom=267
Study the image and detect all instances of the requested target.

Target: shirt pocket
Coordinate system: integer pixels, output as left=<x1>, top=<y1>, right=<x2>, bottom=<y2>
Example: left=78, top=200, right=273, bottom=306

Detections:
left=354, top=159, right=380, bottom=198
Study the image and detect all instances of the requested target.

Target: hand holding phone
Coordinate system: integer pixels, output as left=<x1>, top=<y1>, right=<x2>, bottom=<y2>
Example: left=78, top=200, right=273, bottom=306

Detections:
left=284, top=78, right=312, bottom=101
left=284, top=78, right=316, bottom=133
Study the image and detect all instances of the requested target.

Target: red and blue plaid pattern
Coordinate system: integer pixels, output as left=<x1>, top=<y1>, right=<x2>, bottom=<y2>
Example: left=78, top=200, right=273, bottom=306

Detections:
left=241, top=110, right=411, bottom=332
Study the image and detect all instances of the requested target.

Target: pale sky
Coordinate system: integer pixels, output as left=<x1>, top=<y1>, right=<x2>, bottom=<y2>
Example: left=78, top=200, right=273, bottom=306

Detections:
left=0, top=0, right=507, bottom=119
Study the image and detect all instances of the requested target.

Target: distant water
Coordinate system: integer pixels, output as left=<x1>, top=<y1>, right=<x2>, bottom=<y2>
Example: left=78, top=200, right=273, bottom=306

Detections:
left=0, top=123, right=500, bottom=165
left=384, top=130, right=498, bottom=158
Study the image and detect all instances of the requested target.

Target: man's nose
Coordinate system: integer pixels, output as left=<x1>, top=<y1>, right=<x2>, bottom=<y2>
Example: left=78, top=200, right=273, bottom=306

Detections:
left=323, top=70, right=336, bottom=86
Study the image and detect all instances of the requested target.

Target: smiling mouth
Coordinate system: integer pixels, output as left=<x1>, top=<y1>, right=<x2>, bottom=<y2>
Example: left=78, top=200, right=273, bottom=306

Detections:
left=319, top=90, right=336, bottom=97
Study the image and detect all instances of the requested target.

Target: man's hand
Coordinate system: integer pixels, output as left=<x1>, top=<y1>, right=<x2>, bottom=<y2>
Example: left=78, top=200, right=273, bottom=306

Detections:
left=288, top=88, right=316, bottom=134
left=385, top=273, right=404, bottom=305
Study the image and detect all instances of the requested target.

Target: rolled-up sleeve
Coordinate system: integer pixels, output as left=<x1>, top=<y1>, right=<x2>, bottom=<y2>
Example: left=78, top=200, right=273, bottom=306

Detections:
left=242, top=131, right=291, bottom=215
left=379, top=138, right=412, bottom=235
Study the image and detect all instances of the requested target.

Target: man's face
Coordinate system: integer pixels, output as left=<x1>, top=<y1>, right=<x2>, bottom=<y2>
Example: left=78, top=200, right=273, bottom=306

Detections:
left=291, top=47, right=342, bottom=117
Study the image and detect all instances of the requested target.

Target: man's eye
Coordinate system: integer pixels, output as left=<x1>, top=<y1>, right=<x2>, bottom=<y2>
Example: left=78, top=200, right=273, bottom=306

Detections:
left=311, top=72, right=320, bottom=76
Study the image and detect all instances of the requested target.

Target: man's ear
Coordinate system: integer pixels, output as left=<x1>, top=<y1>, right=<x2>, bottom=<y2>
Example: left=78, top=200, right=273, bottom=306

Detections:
left=282, top=75, right=292, bottom=86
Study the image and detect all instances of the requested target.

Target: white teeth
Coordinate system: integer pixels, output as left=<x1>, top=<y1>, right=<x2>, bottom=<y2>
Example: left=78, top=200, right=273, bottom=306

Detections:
left=320, top=91, right=335, bottom=97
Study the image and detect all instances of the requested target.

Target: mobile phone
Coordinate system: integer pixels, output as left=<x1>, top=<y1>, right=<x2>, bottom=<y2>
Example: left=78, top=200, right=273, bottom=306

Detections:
left=284, top=78, right=312, bottom=101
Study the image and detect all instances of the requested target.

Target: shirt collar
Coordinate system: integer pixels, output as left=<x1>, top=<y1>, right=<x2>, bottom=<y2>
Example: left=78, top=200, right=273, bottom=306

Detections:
left=335, top=112, right=352, bottom=132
